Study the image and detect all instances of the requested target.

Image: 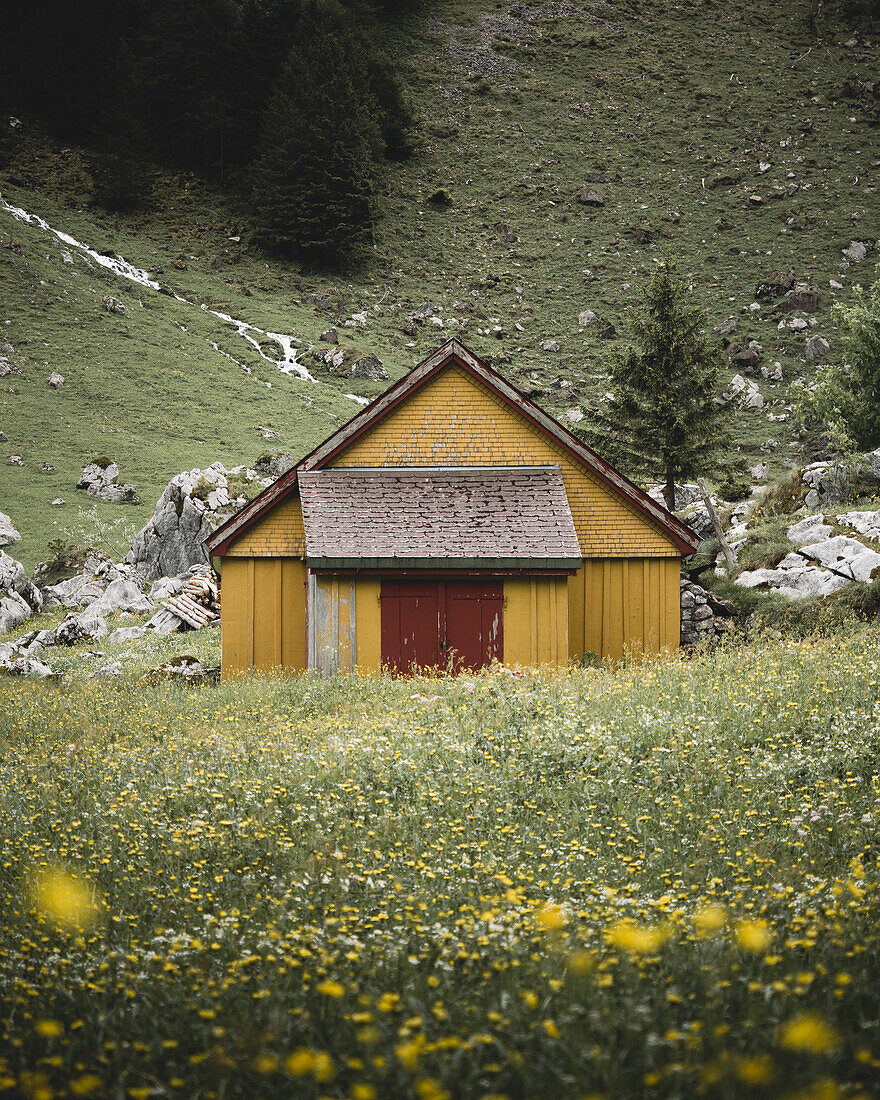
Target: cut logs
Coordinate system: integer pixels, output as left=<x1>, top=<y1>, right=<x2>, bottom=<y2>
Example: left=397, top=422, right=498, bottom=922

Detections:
left=165, top=572, right=220, bottom=630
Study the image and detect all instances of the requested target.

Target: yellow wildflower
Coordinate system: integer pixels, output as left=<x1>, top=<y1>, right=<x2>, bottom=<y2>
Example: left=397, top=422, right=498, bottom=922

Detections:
left=779, top=1013, right=840, bottom=1054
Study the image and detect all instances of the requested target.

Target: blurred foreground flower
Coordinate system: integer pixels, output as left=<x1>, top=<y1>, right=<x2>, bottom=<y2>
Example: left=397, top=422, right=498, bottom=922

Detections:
left=693, top=904, right=727, bottom=936
left=735, top=919, right=772, bottom=953
left=779, top=1013, right=840, bottom=1054
left=30, top=866, right=98, bottom=930
left=606, top=920, right=669, bottom=954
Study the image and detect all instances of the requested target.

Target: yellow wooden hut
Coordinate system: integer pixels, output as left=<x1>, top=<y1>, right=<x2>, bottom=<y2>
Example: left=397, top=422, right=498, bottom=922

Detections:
left=205, top=339, right=699, bottom=675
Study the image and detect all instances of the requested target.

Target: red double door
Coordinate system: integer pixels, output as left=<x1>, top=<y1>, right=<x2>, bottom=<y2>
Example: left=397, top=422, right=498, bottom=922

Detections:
left=380, top=579, right=503, bottom=673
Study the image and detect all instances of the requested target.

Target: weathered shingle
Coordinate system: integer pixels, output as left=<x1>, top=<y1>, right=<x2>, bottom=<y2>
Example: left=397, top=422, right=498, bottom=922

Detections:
left=298, top=466, right=582, bottom=567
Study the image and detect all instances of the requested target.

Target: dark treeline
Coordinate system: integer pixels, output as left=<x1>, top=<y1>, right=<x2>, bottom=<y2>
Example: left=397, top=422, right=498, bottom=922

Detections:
left=3, top=0, right=417, bottom=265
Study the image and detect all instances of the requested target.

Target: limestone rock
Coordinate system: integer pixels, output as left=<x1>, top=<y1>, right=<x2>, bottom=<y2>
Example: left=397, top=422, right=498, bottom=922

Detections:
left=0, top=512, right=21, bottom=548
left=805, top=334, right=830, bottom=361
left=47, top=372, right=64, bottom=389
left=106, top=626, right=146, bottom=645
left=647, top=483, right=702, bottom=511
left=103, top=295, right=126, bottom=315
left=126, top=465, right=256, bottom=582
left=837, top=510, right=880, bottom=540
left=578, top=310, right=597, bottom=326
left=348, top=352, right=387, bottom=381
left=799, top=536, right=880, bottom=580
left=0, top=550, right=43, bottom=635
left=41, top=552, right=144, bottom=609
left=90, top=578, right=153, bottom=616
left=89, top=661, right=123, bottom=678
left=843, top=241, right=867, bottom=262
left=76, top=460, right=139, bottom=504
left=0, top=654, right=56, bottom=678
left=786, top=514, right=833, bottom=544
left=253, top=452, right=296, bottom=480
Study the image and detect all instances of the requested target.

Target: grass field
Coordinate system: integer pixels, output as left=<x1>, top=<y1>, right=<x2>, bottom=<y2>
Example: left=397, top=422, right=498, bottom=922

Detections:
left=2, top=633, right=879, bottom=1098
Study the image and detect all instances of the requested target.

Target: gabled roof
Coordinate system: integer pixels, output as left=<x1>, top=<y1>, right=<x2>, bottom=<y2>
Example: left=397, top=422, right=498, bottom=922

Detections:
left=299, top=465, right=583, bottom=570
left=205, top=338, right=700, bottom=557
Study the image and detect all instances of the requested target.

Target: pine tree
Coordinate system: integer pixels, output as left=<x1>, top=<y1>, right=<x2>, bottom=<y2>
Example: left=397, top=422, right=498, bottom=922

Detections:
left=580, top=260, right=731, bottom=510
left=250, top=1, right=383, bottom=266
left=833, top=265, right=880, bottom=449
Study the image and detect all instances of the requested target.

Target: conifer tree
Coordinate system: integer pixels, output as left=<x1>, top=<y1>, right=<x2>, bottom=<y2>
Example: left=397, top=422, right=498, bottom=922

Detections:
left=579, top=260, right=730, bottom=510
left=250, top=1, right=383, bottom=266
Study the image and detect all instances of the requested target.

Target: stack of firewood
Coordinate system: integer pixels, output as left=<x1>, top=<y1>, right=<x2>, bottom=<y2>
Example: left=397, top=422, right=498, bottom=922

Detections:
left=165, top=572, right=220, bottom=630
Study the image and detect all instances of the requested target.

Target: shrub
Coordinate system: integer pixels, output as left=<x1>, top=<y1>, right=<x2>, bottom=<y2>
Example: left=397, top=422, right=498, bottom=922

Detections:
left=717, top=475, right=752, bottom=502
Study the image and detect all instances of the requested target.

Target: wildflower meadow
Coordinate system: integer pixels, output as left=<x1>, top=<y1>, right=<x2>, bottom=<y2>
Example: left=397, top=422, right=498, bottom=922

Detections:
left=1, top=635, right=879, bottom=1099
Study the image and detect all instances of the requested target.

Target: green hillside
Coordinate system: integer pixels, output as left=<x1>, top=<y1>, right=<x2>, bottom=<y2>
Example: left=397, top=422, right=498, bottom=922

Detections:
left=1, top=0, right=878, bottom=569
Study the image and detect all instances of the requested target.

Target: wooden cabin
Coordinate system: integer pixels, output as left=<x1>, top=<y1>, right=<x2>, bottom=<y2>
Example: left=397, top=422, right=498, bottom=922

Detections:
left=205, top=339, right=699, bottom=676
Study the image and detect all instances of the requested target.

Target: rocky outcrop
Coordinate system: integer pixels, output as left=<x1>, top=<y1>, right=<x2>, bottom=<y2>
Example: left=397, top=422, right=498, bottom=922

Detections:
left=42, top=552, right=147, bottom=610
left=736, top=528, right=880, bottom=600
left=126, top=463, right=267, bottom=582
left=310, top=344, right=388, bottom=380
left=0, top=550, right=43, bottom=635
left=680, top=578, right=736, bottom=646
left=796, top=451, right=880, bottom=510
left=76, top=460, right=139, bottom=504
left=0, top=512, right=21, bottom=548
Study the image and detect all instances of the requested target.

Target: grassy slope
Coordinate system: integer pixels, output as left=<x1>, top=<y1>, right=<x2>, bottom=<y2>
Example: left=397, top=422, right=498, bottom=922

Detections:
left=0, top=0, right=878, bottom=569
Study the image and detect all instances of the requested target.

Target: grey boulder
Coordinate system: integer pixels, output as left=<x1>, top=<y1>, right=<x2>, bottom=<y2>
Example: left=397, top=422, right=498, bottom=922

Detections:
left=0, top=550, right=43, bottom=635
left=76, top=461, right=139, bottom=504
left=0, top=511, right=21, bottom=548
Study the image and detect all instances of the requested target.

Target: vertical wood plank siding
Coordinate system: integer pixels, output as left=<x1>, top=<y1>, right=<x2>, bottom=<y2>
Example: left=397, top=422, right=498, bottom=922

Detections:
left=220, top=557, right=306, bottom=677
left=503, top=577, right=569, bottom=666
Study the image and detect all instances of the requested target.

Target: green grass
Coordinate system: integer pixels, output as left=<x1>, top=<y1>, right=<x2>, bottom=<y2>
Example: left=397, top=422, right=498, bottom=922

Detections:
left=2, top=633, right=880, bottom=1097
left=1, top=0, right=878, bottom=569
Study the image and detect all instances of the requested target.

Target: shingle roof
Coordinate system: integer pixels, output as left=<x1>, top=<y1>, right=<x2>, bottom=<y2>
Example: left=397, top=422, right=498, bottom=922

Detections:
left=298, top=466, right=583, bottom=569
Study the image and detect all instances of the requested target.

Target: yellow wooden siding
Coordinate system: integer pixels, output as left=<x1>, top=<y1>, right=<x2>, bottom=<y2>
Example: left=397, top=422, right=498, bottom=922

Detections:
left=330, top=364, right=679, bottom=559
left=226, top=496, right=306, bottom=557
left=572, top=557, right=680, bottom=662
left=503, top=577, right=569, bottom=666
left=220, top=557, right=306, bottom=677
left=355, top=578, right=382, bottom=671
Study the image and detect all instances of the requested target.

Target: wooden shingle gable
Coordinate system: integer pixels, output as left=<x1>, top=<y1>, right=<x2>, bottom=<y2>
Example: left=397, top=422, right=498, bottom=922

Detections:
left=205, top=339, right=701, bottom=558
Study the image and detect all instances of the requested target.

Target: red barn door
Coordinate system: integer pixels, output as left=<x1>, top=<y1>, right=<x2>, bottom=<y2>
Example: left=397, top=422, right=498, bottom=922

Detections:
left=380, top=579, right=503, bottom=673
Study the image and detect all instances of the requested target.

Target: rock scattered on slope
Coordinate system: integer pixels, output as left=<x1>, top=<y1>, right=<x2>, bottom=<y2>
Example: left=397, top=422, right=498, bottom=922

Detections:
left=311, top=344, right=388, bottom=380
left=76, top=459, right=139, bottom=504
left=0, top=550, right=43, bottom=635
left=647, top=483, right=703, bottom=511
left=805, top=334, right=830, bottom=361
left=143, top=655, right=219, bottom=684
left=47, top=372, right=64, bottom=389
left=0, top=512, right=21, bottom=548
left=578, top=188, right=605, bottom=206
left=42, top=552, right=146, bottom=609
